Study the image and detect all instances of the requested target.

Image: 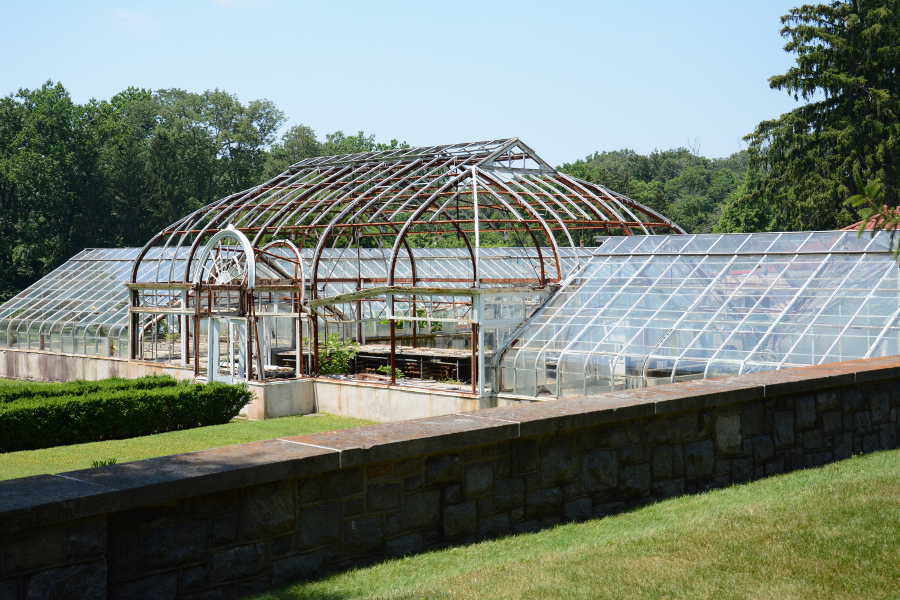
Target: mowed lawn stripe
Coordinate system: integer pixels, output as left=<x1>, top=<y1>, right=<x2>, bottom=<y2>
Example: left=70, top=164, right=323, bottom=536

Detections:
left=0, top=413, right=372, bottom=480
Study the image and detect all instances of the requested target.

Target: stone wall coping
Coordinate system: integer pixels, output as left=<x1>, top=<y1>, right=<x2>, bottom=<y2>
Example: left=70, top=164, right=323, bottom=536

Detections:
left=1, top=356, right=897, bottom=535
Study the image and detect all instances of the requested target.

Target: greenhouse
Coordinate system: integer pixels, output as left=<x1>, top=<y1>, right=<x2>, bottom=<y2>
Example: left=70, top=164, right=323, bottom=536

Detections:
left=498, top=230, right=900, bottom=398
left=0, top=138, right=897, bottom=410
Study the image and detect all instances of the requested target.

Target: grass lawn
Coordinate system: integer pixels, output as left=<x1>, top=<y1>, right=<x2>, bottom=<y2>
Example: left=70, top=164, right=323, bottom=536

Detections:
left=0, top=413, right=372, bottom=481
left=257, top=449, right=900, bottom=600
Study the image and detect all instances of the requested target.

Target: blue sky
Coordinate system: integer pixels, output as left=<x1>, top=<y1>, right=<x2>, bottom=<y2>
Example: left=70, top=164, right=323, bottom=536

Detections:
left=1, top=0, right=800, bottom=165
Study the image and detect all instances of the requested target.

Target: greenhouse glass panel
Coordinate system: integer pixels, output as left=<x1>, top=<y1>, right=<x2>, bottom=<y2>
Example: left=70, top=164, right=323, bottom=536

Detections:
left=497, top=231, right=900, bottom=399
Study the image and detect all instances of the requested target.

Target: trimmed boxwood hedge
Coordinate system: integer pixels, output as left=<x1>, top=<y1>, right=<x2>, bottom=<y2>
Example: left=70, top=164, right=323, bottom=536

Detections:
left=0, top=375, right=178, bottom=404
left=0, top=381, right=251, bottom=452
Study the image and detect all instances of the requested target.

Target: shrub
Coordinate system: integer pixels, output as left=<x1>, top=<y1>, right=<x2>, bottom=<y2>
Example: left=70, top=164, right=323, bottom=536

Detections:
left=0, top=375, right=177, bottom=405
left=319, top=334, right=359, bottom=375
left=0, top=381, right=251, bottom=452
left=376, top=364, right=404, bottom=379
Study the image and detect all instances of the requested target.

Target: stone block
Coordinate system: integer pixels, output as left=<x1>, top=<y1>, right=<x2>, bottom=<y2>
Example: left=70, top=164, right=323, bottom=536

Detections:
left=822, top=411, right=842, bottom=434
left=344, top=516, right=384, bottom=553
left=443, top=502, right=477, bottom=538
left=322, top=468, right=364, bottom=498
left=241, top=480, right=295, bottom=538
left=870, top=391, right=891, bottom=423
left=272, top=552, right=325, bottom=585
left=112, top=572, right=178, bottom=600
left=2, top=517, right=106, bottom=578
left=803, top=430, right=825, bottom=450
left=651, top=446, right=673, bottom=479
left=752, top=436, right=775, bottom=462
left=180, top=564, right=208, bottom=593
left=774, top=411, right=795, bottom=448
left=494, top=478, right=525, bottom=511
left=582, top=449, right=617, bottom=490
left=478, top=513, right=511, bottom=537
left=344, top=496, right=365, bottom=517
left=110, top=513, right=207, bottom=578
left=526, top=487, right=562, bottom=517
left=563, top=498, right=592, bottom=521
left=653, top=479, right=685, bottom=499
left=684, top=440, right=714, bottom=479
left=464, top=463, right=494, bottom=497
left=0, top=581, right=15, bottom=600
left=540, top=438, right=578, bottom=486
left=816, top=389, right=840, bottom=411
left=764, top=457, right=785, bottom=476
left=511, top=439, right=539, bottom=474
left=834, top=433, right=853, bottom=460
left=210, top=542, right=266, bottom=583
left=619, top=445, right=646, bottom=466
left=297, top=502, right=341, bottom=548
left=386, top=533, right=424, bottom=557
left=715, top=414, right=742, bottom=455
left=367, top=483, right=401, bottom=512
left=426, top=455, right=462, bottom=484
left=732, top=457, right=752, bottom=482
left=620, top=463, right=651, bottom=496
left=403, top=490, right=441, bottom=529
left=26, top=561, right=106, bottom=600
left=442, top=484, right=462, bottom=504
left=741, top=403, right=765, bottom=437
left=796, top=396, right=817, bottom=430
left=880, top=424, right=897, bottom=450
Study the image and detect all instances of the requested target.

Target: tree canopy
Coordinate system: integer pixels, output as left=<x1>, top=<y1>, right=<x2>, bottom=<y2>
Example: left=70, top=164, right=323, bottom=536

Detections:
left=718, top=0, right=899, bottom=232
left=560, top=148, right=748, bottom=233
left=0, top=81, right=402, bottom=299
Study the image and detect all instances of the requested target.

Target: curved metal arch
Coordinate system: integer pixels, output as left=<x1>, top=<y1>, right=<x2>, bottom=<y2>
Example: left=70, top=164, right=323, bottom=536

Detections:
left=192, top=225, right=257, bottom=289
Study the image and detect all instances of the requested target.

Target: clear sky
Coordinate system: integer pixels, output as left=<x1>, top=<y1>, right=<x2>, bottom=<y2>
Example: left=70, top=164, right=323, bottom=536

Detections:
left=1, top=0, right=801, bottom=165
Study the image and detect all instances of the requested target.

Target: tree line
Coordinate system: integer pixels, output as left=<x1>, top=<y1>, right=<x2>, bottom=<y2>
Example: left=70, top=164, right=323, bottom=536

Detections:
left=0, top=83, right=404, bottom=298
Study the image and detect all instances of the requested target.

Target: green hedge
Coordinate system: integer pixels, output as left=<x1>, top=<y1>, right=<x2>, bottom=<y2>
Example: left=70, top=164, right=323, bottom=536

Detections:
left=0, top=382, right=251, bottom=452
left=0, top=375, right=178, bottom=405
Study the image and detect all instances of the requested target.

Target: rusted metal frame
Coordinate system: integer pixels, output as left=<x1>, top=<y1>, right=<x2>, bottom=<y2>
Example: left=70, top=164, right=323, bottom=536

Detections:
left=475, top=169, right=565, bottom=283
left=562, top=174, right=646, bottom=234
left=557, top=174, right=649, bottom=235
left=301, top=139, right=511, bottom=169
left=245, top=165, right=356, bottom=245
left=513, top=175, right=588, bottom=220
left=233, top=168, right=329, bottom=233
left=498, top=176, right=584, bottom=276
left=362, top=156, right=461, bottom=223
left=169, top=182, right=279, bottom=284
left=308, top=157, right=442, bottom=287
left=301, top=159, right=420, bottom=231
left=531, top=174, right=618, bottom=235
left=314, top=277, right=542, bottom=285
left=582, top=178, right=687, bottom=234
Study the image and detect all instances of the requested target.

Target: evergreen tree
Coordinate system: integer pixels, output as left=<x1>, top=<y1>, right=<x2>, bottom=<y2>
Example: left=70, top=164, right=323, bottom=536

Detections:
left=718, top=0, right=899, bottom=232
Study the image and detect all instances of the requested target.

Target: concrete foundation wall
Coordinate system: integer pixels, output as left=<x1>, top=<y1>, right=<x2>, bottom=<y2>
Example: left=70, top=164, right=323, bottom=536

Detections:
left=0, top=348, right=194, bottom=382
left=313, top=379, right=487, bottom=422
left=1, top=357, right=897, bottom=599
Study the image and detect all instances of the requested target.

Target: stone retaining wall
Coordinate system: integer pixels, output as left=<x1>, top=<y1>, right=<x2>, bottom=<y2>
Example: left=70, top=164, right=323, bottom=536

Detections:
left=1, top=357, right=898, bottom=599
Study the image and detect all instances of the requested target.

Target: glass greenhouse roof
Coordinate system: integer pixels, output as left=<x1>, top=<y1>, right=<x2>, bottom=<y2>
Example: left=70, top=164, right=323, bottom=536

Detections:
left=0, top=246, right=591, bottom=358
left=499, top=231, right=900, bottom=399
